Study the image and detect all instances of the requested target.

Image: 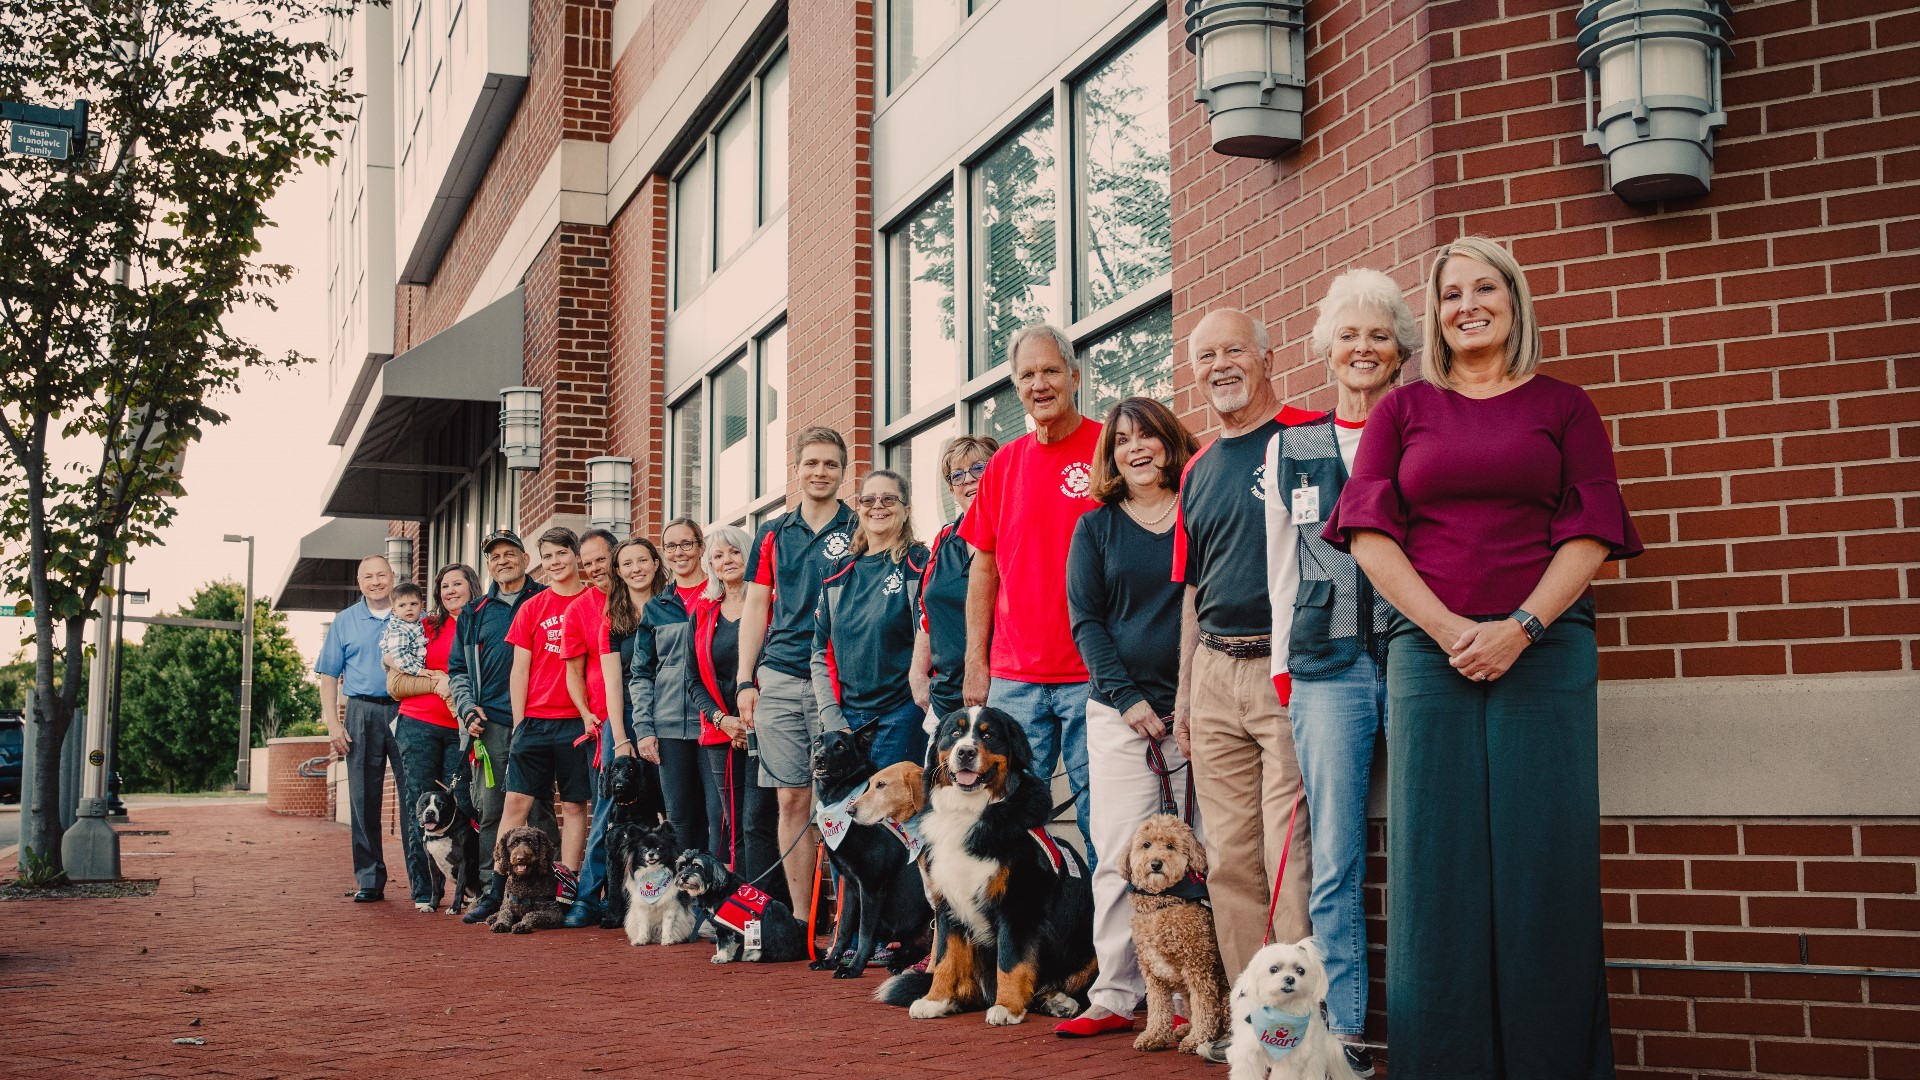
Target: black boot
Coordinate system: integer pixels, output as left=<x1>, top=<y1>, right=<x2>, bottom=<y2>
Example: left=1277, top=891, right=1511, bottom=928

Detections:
left=463, top=875, right=504, bottom=924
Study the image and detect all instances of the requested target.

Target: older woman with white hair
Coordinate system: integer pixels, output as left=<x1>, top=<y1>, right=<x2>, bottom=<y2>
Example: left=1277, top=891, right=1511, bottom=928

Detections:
left=1260, top=267, right=1414, bottom=1073
left=1325, top=237, right=1641, bottom=1076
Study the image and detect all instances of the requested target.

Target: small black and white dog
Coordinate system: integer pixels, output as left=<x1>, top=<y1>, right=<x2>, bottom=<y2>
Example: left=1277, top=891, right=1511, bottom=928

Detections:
left=602, top=754, right=663, bottom=929
left=414, top=786, right=481, bottom=915
left=674, top=850, right=808, bottom=964
left=617, top=822, right=700, bottom=946
left=809, top=725, right=931, bottom=978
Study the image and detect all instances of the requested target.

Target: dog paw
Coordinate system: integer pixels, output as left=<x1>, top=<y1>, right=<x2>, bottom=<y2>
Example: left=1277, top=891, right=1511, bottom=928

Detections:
left=511, top=923, right=535, bottom=934
left=1036, top=992, right=1077, bottom=1018
left=984, top=1005, right=1026, bottom=1026
left=710, top=952, right=731, bottom=964
left=908, top=997, right=956, bottom=1020
left=808, top=957, right=838, bottom=972
left=1135, top=1031, right=1175, bottom=1052
left=445, top=907, right=461, bottom=916
left=832, top=965, right=864, bottom=979
left=489, top=922, right=511, bottom=934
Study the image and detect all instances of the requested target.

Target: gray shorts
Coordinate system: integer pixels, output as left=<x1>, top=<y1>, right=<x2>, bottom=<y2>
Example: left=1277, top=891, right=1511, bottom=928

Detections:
left=754, top=666, right=823, bottom=788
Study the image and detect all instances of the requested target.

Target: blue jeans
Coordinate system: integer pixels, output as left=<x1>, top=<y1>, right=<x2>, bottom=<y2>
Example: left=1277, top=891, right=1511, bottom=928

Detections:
left=987, top=677, right=1094, bottom=867
left=845, top=700, right=929, bottom=772
left=574, top=727, right=613, bottom=912
left=1289, top=652, right=1388, bottom=1036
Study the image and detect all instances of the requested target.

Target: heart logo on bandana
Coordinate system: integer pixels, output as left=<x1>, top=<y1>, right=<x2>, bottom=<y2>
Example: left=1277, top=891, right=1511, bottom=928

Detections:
left=634, top=867, right=671, bottom=905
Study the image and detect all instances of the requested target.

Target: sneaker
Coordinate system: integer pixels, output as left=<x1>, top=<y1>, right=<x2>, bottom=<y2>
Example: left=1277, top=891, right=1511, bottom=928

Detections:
left=1197, top=1037, right=1231, bottom=1064
left=1343, top=1044, right=1376, bottom=1077
left=413, top=902, right=434, bottom=913
left=909, top=953, right=931, bottom=974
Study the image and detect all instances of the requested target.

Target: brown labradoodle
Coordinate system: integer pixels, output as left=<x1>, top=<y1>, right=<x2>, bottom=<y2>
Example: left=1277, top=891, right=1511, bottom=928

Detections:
left=1127, top=814, right=1230, bottom=1053
left=488, top=826, right=568, bottom=934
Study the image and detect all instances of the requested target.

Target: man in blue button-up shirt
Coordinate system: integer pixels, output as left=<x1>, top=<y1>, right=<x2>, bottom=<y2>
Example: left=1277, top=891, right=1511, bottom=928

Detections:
left=316, top=555, right=399, bottom=902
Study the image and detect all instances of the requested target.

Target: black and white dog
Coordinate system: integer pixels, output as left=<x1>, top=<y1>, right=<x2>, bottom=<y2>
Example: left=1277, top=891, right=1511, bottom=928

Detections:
left=674, top=850, right=809, bottom=964
left=602, top=754, right=663, bottom=929
left=810, top=725, right=932, bottom=978
left=617, top=822, right=700, bottom=946
left=414, top=786, right=481, bottom=915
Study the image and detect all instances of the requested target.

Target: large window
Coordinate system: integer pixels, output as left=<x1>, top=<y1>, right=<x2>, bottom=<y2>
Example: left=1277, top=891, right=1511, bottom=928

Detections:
left=671, top=43, right=789, bottom=307
left=886, top=0, right=973, bottom=93
left=668, top=320, right=790, bottom=526
left=879, top=18, right=1171, bottom=502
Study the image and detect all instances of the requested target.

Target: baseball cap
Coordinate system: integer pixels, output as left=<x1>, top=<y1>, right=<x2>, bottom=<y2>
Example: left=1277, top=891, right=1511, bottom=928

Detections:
left=481, top=528, right=525, bottom=553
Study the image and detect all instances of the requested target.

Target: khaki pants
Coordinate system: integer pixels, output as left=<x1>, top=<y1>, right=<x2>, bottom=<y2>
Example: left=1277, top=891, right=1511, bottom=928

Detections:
left=1189, top=645, right=1312, bottom=981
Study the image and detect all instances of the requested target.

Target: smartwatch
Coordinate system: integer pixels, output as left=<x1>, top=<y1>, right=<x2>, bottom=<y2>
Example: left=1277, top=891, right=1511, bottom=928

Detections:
left=1510, top=609, right=1546, bottom=644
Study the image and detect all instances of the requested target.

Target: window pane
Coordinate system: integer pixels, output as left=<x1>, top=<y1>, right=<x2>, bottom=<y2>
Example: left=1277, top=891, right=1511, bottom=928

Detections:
left=973, top=109, right=1059, bottom=377
left=1076, top=24, right=1171, bottom=317
left=888, top=0, right=965, bottom=93
left=713, top=356, right=753, bottom=515
left=759, top=50, right=789, bottom=221
left=887, top=414, right=959, bottom=542
left=887, top=187, right=958, bottom=420
left=674, top=150, right=710, bottom=304
left=715, top=102, right=755, bottom=262
left=969, top=381, right=1032, bottom=448
left=673, top=387, right=704, bottom=520
left=760, top=321, right=787, bottom=496
left=1081, top=302, right=1174, bottom=419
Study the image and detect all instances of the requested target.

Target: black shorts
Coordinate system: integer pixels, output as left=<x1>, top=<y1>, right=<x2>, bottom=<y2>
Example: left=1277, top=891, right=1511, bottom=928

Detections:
left=504, top=718, right=596, bottom=804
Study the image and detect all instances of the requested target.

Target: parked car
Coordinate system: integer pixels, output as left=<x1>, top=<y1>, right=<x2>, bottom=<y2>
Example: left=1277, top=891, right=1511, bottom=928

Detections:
left=0, top=710, right=22, bottom=804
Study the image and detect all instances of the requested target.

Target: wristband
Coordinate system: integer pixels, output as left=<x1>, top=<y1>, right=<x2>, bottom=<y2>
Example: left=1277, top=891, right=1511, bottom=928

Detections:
left=1510, top=608, right=1546, bottom=643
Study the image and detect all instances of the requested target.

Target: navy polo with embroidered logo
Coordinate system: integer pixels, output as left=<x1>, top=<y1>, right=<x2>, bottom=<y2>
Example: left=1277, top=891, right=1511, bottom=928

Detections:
left=918, top=512, right=974, bottom=716
left=745, top=501, right=858, bottom=679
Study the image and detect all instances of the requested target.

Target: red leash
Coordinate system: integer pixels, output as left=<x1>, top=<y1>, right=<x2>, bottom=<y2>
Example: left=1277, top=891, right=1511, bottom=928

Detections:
left=1262, top=789, right=1305, bottom=947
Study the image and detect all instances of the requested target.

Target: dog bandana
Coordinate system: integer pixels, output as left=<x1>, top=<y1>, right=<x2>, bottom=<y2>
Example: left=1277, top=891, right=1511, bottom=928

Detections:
left=1028, top=828, right=1081, bottom=878
left=884, top=813, right=926, bottom=861
left=814, top=782, right=866, bottom=851
left=713, top=883, right=773, bottom=934
left=1245, top=1003, right=1312, bottom=1061
left=632, top=865, right=672, bottom=906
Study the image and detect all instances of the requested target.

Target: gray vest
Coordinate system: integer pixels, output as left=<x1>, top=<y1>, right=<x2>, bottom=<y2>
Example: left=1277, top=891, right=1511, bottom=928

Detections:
left=1276, top=416, right=1393, bottom=678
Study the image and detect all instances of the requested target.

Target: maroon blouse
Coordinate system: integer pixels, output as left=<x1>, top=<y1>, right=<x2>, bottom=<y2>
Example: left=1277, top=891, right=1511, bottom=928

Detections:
left=1322, top=375, right=1642, bottom=617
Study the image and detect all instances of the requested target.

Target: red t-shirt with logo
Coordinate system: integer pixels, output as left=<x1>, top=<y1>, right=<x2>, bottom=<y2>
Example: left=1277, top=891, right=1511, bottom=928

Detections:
left=560, top=587, right=611, bottom=721
left=395, top=614, right=458, bottom=729
left=960, top=417, right=1103, bottom=683
left=506, top=585, right=587, bottom=719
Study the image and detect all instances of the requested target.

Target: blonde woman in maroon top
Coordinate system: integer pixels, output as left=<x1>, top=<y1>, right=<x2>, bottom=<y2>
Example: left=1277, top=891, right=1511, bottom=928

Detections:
left=1325, top=236, right=1641, bottom=1078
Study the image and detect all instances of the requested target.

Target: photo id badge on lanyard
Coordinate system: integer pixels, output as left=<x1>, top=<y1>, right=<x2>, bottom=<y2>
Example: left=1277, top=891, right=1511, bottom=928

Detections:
left=1291, top=474, right=1320, bottom=526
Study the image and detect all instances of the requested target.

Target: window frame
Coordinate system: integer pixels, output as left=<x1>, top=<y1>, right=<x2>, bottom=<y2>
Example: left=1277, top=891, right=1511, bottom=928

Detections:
left=668, top=39, right=792, bottom=311
left=665, top=312, right=792, bottom=528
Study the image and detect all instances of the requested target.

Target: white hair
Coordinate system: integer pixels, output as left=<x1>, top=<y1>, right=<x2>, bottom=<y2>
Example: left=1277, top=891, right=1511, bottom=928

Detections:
left=701, top=525, right=754, bottom=601
left=1187, top=309, right=1271, bottom=358
left=1006, top=322, right=1077, bottom=372
left=1310, top=268, right=1420, bottom=361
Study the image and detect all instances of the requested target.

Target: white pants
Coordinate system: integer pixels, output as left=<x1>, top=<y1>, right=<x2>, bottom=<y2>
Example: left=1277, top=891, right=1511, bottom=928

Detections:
left=1085, top=697, right=1202, bottom=1015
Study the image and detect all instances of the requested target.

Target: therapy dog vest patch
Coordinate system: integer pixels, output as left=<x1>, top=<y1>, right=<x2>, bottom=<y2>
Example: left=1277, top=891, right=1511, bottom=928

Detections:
left=1028, top=828, right=1079, bottom=877
left=814, top=782, right=865, bottom=851
left=632, top=865, right=672, bottom=906
left=713, top=883, right=773, bottom=934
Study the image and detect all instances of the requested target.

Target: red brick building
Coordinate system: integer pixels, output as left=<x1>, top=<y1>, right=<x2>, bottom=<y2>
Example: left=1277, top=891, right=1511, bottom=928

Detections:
left=278, top=0, right=1919, bottom=1070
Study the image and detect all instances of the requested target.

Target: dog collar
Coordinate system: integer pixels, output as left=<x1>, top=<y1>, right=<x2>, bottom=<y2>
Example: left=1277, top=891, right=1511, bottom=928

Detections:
left=1127, top=872, right=1210, bottom=905
left=814, top=781, right=867, bottom=851
left=884, top=812, right=927, bottom=861
left=1245, top=1003, right=1313, bottom=1061
left=633, top=865, right=672, bottom=906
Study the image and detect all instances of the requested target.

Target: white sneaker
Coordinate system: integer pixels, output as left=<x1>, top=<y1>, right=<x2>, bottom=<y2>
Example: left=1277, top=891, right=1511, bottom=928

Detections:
left=414, top=902, right=433, bottom=913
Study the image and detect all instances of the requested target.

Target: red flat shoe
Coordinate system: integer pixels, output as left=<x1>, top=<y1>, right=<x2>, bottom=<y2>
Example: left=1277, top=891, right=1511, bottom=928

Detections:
left=1053, top=1013, right=1136, bottom=1038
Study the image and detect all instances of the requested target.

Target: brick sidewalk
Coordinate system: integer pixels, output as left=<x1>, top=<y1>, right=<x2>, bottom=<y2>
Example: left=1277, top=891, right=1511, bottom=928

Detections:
left=2, top=804, right=1222, bottom=1079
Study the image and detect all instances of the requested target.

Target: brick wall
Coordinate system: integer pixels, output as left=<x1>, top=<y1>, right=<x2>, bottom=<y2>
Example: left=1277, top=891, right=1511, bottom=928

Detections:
left=607, top=177, right=669, bottom=539
left=784, top=0, right=877, bottom=491
left=264, top=737, right=332, bottom=818
left=519, top=223, right=613, bottom=529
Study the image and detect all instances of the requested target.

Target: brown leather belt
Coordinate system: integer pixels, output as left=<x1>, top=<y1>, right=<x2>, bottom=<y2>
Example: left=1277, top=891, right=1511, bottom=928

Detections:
left=1199, top=631, right=1272, bottom=660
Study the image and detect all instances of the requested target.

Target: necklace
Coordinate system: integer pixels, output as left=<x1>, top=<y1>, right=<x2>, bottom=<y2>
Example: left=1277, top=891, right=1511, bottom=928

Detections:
left=1123, top=493, right=1177, bottom=528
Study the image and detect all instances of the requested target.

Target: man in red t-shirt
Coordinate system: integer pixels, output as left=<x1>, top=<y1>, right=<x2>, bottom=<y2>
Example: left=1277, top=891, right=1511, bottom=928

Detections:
left=559, top=528, right=618, bottom=926
left=500, top=526, right=592, bottom=871
left=960, top=322, right=1102, bottom=858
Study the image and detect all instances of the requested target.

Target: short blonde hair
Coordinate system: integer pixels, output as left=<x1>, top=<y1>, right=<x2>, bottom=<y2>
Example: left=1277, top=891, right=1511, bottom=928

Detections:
left=1420, top=236, right=1541, bottom=388
left=701, top=526, right=754, bottom=601
left=1311, top=268, right=1419, bottom=364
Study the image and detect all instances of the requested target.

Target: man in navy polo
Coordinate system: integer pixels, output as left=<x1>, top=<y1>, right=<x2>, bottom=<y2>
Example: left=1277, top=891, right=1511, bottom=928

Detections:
left=316, top=554, right=400, bottom=903
left=735, top=425, right=857, bottom=911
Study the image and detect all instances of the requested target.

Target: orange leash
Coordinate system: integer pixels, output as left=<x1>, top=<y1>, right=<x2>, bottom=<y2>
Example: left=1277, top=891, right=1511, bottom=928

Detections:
left=1262, top=789, right=1306, bottom=947
left=805, top=840, right=827, bottom=963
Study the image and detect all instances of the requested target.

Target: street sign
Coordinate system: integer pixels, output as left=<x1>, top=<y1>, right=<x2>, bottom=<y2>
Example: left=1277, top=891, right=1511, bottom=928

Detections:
left=0, top=605, right=12, bottom=616
left=8, top=120, right=71, bottom=161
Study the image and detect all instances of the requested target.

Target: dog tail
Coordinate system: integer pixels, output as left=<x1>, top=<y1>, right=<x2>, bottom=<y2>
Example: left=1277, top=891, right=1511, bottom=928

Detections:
left=874, top=969, right=932, bottom=1008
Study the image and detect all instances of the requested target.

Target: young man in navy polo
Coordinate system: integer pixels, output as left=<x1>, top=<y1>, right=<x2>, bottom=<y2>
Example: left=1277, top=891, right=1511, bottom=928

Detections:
left=735, top=425, right=857, bottom=912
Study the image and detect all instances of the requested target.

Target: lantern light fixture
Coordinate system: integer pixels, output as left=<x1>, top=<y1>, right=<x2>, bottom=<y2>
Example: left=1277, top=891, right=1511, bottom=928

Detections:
left=499, top=385, right=543, bottom=471
left=384, top=534, right=414, bottom=581
left=1183, top=0, right=1306, bottom=158
left=1577, top=0, right=1735, bottom=203
left=585, top=456, right=634, bottom=540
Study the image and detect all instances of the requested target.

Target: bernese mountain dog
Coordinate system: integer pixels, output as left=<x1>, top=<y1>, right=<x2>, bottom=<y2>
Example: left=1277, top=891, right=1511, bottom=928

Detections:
left=876, top=705, right=1097, bottom=1025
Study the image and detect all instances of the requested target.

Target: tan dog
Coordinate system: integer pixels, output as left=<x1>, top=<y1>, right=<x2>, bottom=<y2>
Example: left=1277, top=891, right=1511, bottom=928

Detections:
left=848, top=761, right=933, bottom=903
left=1127, top=814, right=1230, bottom=1053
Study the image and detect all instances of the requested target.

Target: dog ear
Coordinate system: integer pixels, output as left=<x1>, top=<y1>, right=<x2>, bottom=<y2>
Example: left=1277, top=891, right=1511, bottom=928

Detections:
left=998, top=712, right=1033, bottom=775
left=1182, top=823, right=1208, bottom=880
left=851, top=721, right=881, bottom=754
left=492, top=830, right=512, bottom=878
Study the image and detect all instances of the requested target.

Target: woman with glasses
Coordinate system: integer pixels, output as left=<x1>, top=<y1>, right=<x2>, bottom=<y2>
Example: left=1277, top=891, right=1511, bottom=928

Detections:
left=911, top=435, right=998, bottom=726
left=812, top=469, right=932, bottom=769
left=627, top=518, right=711, bottom=853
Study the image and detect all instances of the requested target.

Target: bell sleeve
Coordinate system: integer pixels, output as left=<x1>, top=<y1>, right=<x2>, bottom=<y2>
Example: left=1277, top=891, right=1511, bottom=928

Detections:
left=1321, top=392, right=1410, bottom=552
left=1550, top=390, right=1644, bottom=560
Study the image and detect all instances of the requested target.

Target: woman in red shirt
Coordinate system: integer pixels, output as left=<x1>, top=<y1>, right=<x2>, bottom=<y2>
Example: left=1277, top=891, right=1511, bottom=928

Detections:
left=393, top=563, right=481, bottom=912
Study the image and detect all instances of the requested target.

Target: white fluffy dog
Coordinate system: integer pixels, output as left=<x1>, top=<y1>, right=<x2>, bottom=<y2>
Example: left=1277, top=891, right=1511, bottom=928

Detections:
left=1227, top=938, right=1359, bottom=1080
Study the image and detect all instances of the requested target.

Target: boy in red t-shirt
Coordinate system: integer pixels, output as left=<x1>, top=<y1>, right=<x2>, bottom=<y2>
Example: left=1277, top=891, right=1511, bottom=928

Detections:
left=559, top=528, right=619, bottom=926
left=500, top=527, right=592, bottom=871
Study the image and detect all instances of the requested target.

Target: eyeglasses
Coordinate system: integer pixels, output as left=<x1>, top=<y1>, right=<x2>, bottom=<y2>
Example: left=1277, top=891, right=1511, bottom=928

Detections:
left=662, top=540, right=701, bottom=553
left=856, top=493, right=904, bottom=509
left=946, top=461, right=989, bottom=486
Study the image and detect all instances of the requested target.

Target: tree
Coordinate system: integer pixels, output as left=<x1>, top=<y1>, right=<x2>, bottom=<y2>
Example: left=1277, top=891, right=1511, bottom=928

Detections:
left=0, top=0, right=359, bottom=867
left=117, top=581, right=318, bottom=792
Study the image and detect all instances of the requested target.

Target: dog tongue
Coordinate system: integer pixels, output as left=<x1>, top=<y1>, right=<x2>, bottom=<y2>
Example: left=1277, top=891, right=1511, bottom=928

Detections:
left=955, top=770, right=980, bottom=786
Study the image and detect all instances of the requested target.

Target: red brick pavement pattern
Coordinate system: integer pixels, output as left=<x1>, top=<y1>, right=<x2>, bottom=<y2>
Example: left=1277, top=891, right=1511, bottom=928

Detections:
left=2, top=804, right=1218, bottom=1079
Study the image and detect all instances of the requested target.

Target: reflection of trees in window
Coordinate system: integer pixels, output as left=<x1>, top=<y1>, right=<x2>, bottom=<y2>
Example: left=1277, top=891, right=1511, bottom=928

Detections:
left=971, top=382, right=1030, bottom=448
left=673, top=388, right=704, bottom=520
left=891, top=188, right=957, bottom=419
left=1077, top=28, right=1171, bottom=317
left=1084, top=302, right=1174, bottom=418
left=974, top=110, right=1058, bottom=377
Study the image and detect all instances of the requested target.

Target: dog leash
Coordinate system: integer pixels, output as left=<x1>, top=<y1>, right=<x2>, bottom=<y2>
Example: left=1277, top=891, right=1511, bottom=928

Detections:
left=1144, top=737, right=1195, bottom=827
left=1261, top=789, right=1305, bottom=947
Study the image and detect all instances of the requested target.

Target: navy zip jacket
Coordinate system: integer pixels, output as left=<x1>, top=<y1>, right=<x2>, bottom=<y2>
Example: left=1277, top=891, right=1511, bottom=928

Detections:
left=446, top=579, right=549, bottom=725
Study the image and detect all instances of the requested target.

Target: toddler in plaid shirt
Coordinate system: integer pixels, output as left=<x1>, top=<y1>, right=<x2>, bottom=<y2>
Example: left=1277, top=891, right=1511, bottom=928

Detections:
left=381, top=582, right=451, bottom=702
